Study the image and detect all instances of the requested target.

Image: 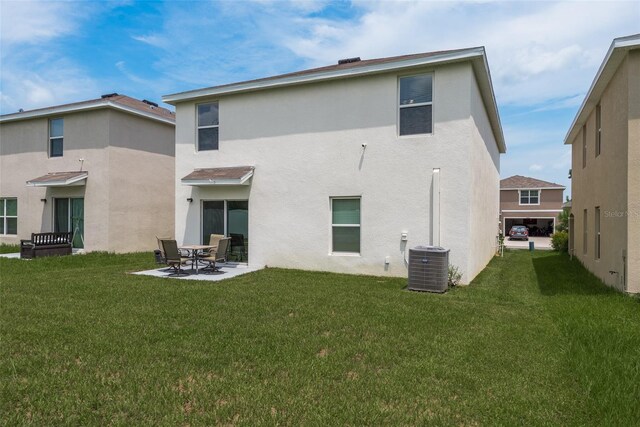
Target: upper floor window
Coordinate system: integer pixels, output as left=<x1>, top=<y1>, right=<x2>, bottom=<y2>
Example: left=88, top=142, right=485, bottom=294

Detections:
left=519, top=189, right=539, bottom=205
left=49, top=118, right=63, bottom=157
left=399, top=74, right=433, bottom=136
left=197, top=102, right=219, bottom=151
left=582, top=124, right=587, bottom=168
left=0, top=198, right=17, bottom=235
left=595, top=104, right=601, bottom=157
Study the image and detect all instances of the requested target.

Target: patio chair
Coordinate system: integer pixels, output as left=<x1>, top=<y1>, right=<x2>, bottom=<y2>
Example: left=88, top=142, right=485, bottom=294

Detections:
left=160, top=239, right=190, bottom=277
left=208, top=233, right=225, bottom=251
left=199, top=237, right=230, bottom=272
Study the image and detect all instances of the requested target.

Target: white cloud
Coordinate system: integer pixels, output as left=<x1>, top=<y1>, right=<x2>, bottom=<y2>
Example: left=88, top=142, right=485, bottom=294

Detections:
left=529, top=164, right=544, bottom=171
left=283, top=1, right=640, bottom=106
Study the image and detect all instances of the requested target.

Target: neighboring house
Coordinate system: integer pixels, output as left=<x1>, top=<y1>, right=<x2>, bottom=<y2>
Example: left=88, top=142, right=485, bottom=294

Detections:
left=163, top=47, right=506, bottom=283
left=564, top=34, right=640, bottom=294
left=0, top=94, right=176, bottom=253
left=500, top=175, right=565, bottom=237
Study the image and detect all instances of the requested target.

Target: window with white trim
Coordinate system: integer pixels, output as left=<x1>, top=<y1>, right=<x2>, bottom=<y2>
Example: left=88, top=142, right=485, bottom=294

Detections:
left=399, top=74, right=433, bottom=136
left=331, top=198, right=360, bottom=253
left=197, top=102, right=219, bottom=151
left=583, top=208, right=588, bottom=255
left=595, top=206, right=601, bottom=260
left=49, top=118, right=63, bottom=157
left=595, top=104, right=601, bottom=157
left=519, top=190, right=539, bottom=205
left=0, top=198, right=17, bottom=235
left=582, top=124, right=587, bottom=168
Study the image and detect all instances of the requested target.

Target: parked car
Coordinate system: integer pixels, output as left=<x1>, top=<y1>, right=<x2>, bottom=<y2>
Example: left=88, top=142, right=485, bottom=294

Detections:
left=509, top=225, right=529, bottom=241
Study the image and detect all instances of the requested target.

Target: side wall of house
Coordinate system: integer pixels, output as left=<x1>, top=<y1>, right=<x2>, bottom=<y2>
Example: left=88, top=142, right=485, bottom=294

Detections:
left=468, top=69, right=501, bottom=281
left=107, top=110, right=175, bottom=253
left=571, top=55, right=629, bottom=291
left=0, top=111, right=111, bottom=251
left=175, top=62, right=501, bottom=281
left=626, top=50, right=640, bottom=293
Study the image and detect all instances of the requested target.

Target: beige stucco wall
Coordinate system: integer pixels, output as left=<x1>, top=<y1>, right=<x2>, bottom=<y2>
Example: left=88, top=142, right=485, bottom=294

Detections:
left=570, top=54, right=631, bottom=292
left=0, top=108, right=175, bottom=253
left=626, top=50, right=640, bottom=293
left=175, top=62, right=502, bottom=282
left=107, top=110, right=175, bottom=253
left=500, top=188, right=564, bottom=211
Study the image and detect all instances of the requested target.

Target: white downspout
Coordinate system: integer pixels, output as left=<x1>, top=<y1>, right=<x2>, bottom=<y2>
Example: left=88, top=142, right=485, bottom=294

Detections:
left=432, top=168, right=441, bottom=246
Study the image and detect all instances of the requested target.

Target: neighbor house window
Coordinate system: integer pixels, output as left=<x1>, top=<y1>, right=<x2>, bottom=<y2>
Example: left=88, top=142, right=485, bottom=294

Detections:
left=197, top=102, right=219, bottom=151
left=0, top=198, right=17, bottom=235
left=331, top=198, right=360, bottom=253
left=399, top=74, right=433, bottom=136
left=583, top=209, right=588, bottom=255
left=519, top=190, right=539, bottom=205
left=49, top=118, right=63, bottom=157
left=595, top=206, right=601, bottom=260
left=595, top=104, right=601, bottom=157
left=582, top=124, right=587, bottom=168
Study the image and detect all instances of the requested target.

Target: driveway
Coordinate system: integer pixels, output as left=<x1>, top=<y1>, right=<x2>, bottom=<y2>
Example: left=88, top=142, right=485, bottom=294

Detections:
left=505, top=236, right=552, bottom=250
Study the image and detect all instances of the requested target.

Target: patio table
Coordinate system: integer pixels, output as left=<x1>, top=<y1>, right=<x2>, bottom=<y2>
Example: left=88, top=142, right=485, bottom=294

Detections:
left=179, top=245, right=214, bottom=274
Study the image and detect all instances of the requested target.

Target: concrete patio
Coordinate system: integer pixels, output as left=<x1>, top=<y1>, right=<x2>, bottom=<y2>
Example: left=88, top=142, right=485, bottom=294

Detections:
left=133, top=263, right=261, bottom=282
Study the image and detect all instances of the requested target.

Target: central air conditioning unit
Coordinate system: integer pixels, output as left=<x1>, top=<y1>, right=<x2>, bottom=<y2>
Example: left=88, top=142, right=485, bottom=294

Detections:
left=408, top=246, right=450, bottom=293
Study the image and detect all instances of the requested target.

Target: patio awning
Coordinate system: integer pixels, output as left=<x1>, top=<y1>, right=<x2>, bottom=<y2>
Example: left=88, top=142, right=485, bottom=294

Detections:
left=26, top=171, right=88, bottom=187
left=181, top=166, right=254, bottom=186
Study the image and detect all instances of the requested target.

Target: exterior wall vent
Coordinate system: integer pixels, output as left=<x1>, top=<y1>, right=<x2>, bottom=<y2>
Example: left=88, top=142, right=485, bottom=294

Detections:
left=408, top=246, right=450, bottom=293
left=338, top=57, right=361, bottom=65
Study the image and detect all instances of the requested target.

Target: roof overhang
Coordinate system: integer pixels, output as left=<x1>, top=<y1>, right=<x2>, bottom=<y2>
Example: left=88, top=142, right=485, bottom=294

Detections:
left=163, top=47, right=506, bottom=153
left=26, top=171, right=88, bottom=187
left=181, top=166, right=254, bottom=186
left=0, top=101, right=174, bottom=126
left=564, top=34, right=640, bottom=145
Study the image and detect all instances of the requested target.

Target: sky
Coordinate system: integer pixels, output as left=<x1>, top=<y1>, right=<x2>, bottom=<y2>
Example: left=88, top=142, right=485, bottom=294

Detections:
left=1, top=0, right=639, bottom=195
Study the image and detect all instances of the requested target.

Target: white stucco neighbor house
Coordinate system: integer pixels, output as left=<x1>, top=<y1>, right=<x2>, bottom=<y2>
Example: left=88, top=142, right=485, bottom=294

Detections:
left=163, top=47, right=506, bottom=283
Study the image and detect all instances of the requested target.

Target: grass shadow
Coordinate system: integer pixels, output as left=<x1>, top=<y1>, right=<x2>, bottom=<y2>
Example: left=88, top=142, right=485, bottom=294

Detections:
left=532, top=252, right=619, bottom=297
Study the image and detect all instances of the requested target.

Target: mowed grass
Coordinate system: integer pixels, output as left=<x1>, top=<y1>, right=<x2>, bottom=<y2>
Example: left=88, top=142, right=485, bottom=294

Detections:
left=1, top=250, right=639, bottom=425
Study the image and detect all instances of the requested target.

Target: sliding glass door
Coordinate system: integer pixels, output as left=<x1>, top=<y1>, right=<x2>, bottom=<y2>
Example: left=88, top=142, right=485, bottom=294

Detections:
left=54, top=198, right=84, bottom=248
left=202, top=200, right=248, bottom=262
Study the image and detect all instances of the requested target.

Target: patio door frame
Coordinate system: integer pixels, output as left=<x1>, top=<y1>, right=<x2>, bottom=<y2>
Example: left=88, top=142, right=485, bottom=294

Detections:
left=53, top=197, right=84, bottom=248
left=200, top=199, right=249, bottom=261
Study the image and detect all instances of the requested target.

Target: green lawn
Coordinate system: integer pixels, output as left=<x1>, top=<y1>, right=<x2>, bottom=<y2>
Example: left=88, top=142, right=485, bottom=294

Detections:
left=1, top=251, right=639, bottom=425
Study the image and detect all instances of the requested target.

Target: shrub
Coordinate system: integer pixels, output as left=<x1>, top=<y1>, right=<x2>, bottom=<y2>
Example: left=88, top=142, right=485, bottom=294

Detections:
left=551, top=231, right=569, bottom=252
left=448, top=265, right=462, bottom=287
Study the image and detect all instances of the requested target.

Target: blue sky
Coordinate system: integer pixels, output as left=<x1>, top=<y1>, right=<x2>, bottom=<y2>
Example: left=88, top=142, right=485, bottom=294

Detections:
left=1, top=0, right=639, bottom=194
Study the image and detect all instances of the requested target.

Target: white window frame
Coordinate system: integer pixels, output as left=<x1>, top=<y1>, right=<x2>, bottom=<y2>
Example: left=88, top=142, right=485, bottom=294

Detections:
left=583, top=208, right=588, bottom=255
left=196, top=102, right=219, bottom=152
left=49, top=117, right=64, bottom=158
left=0, top=197, right=17, bottom=235
left=518, top=189, right=540, bottom=206
left=595, top=206, right=601, bottom=260
left=330, top=196, right=361, bottom=256
left=595, top=104, right=601, bottom=157
left=582, top=124, right=587, bottom=168
left=397, top=72, right=434, bottom=138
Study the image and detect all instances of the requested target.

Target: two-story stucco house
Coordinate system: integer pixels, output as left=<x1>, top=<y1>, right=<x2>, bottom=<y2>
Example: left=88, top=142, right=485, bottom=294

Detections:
left=564, top=34, right=640, bottom=294
left=0, top=94, right=176, bottom=253
left=163, top=47, right=506, bottom=283
left=500, top=175, right=565, bottom=237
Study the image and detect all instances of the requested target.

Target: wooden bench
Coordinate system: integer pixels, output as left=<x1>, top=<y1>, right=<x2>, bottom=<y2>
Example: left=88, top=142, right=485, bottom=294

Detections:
left=20, top=232, right=73, bottom=259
